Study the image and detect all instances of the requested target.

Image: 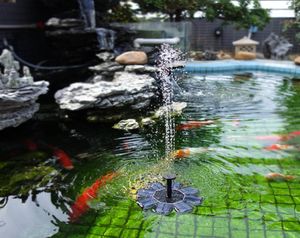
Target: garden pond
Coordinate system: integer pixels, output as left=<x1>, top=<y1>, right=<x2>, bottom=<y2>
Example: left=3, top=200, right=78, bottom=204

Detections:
left=1, top=71, right=300, bottom=238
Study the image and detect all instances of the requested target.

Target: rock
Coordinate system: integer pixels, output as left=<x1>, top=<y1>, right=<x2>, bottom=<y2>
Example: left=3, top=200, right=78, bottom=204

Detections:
left=154, top=102, right=187, bottom=118
left=0, top=49, right=49, bottom=130
left=295, top=56, right=300, bottom=65
left=203, top=50, right=218, bottom=60
left=189, top=51, right=204, bottom=61
left=235, top=51, right=256, bottom=60
left=217, top=51, right=232, bottom=60
left=113, top=119, right=139, bottom=131
left=263, top=33, right=293, bottom=59
left=87, top=75, right=105, bottom=83
left=0, top=81, right=49, bottom=130
left=55, top=72, right=157, bottom=112
left=141, top=117, right=155, bottom=126
left=46, top=17, right=85, bottom=29
left=0, top=49, right=20, bottom=70
left=45, top=28, right=100, bottom=65
left=115, top=51, right=148, bottom=65
left=124, top=65, right=157, bottom=73
left=96, top=52, right=115, bottom=61
left=89, top=62, right=124, bottom=74
left=256, top=52, right=265, bottom=59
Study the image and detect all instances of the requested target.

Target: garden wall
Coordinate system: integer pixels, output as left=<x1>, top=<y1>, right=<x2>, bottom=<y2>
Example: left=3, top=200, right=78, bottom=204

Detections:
left=190, top=18, right=300, bottom=54
left=0, top=0, right=49, bottom=62
left=117, top=18, right=299, bottom=54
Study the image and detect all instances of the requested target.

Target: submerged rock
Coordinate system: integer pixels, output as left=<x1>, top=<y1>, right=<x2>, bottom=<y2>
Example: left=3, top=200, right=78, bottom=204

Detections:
left=113, top=119, right=139, bottom=131
left=141, top=117, right=155, bottom=126
left=115, top=51, right=148, bottom=65
left=154, top=102, right=187, bottom=119
left=0, top=50, right=49, bottom=130
left=55, top=71, right=157, bottom=112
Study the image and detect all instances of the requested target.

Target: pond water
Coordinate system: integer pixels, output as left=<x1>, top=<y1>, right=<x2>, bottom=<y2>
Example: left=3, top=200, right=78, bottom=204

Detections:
left=1, top=71, right=300, bottom=238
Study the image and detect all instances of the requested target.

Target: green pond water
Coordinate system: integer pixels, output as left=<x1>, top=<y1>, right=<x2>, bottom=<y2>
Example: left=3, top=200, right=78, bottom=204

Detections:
left=1, top=71, right=300, bottom=238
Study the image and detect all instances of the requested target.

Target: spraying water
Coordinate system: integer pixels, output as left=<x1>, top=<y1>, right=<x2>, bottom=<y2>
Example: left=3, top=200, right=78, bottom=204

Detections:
left=156, top=44, right=183, bottom=159
left=77, top=0, right=116, bottom=50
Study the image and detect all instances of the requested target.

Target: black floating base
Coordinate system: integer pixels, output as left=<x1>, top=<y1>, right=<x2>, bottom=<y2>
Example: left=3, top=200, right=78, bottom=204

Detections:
left=136, top=182, right=203, bottom=215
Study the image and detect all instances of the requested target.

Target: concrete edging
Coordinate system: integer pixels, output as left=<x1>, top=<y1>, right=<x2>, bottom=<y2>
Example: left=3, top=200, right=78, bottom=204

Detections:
left=184, top=60, right=300, bottom=76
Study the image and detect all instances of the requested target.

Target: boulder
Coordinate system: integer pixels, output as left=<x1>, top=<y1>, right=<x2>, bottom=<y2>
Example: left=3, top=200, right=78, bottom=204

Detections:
left=263, top=33, right=293, bottom=59
left=141, top=117, right=155, bottom=126
left=55, top=72, right=157, bottom=112
left=89, top=62, right=124, bottom=76
left=115, top=51, right=147, bottom=65
left=217, top=51, right=232, bottom=60
left=113, top=119, right=139, bottom=131
left=203, top=50, right=218, bottom=60
left=0, top=81, right=49, bottom=130
left=235, top=51, right=256, bottom=60
left=154, top=102, right=187, bottom=119
left=0, top=50, right=49, bottom=130
left=124, top=65, right=157, bottom=73
left=295, top=56, right=300, bottom=66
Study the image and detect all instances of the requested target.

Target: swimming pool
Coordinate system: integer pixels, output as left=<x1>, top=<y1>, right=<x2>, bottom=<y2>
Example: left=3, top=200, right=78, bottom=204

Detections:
left=1, top=71, right=300, bottom=238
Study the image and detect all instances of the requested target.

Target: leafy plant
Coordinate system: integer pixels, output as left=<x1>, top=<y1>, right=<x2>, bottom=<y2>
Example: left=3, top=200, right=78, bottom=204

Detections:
left=133, top=0, right=270, bottom=29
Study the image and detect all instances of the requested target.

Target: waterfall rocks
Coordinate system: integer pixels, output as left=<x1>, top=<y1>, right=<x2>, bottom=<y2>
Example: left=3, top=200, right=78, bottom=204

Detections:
left=115, top=51, right=148, bottom=65
left=55, top=71, right=158, bottom=113
left=263, top=33, right=293, bottom=60
left=124, top=65, right=157, bottom=73
left=0, top=50, right=49, bottom=130
left=89, top=62, right=124, bottom=79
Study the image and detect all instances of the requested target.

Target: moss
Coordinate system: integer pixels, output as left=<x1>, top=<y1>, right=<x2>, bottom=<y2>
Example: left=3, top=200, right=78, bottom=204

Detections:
left=0, top=163, right=58, bottom=197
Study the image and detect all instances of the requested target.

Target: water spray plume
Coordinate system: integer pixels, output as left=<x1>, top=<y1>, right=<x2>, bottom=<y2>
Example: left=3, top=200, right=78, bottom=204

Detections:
left=156, top=44, right=183, bottom=159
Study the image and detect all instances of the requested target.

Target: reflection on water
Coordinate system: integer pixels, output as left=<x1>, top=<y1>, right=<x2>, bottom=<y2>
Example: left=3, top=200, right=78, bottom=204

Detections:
left=1, top=72, right=300, bottom=237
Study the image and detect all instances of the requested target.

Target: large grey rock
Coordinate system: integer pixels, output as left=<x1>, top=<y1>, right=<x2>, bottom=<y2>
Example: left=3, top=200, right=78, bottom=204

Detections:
left=55, top=72, right=157, bottom=111
left=0, top=82, right=49, bottom=130
left=46, top=18, right=85, bottom=29
left=263, top=33, right=293, bottom=59
left=124, top=65, right=157, bottom=73
left=89, top=62, right=124, bottom=74
left=0, top=50, right=49, bottom=130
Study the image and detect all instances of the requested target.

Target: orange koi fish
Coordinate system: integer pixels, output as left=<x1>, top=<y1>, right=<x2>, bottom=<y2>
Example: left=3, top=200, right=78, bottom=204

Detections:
left=264, top=144, right=294, bottom=151
left=265, top=172, right=295, bottom=182
left=69, top=172, right=118, bottom=222
left=174, top=148, right=191, bottom=158
left=287, top=131, right=300, bottom=139
left=173, top=147, right=211, bottom=159
left=256, top=130, right=300, bottom=142
left=53, top=148, right=74, bottom=170
left=176, top=120, right=214, bottom=131
left=256, top=135, right=283, bottom=142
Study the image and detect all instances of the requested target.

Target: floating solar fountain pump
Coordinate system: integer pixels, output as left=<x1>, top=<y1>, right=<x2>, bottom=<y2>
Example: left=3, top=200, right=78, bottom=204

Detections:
left=136, top=174, right=203, bottom=215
